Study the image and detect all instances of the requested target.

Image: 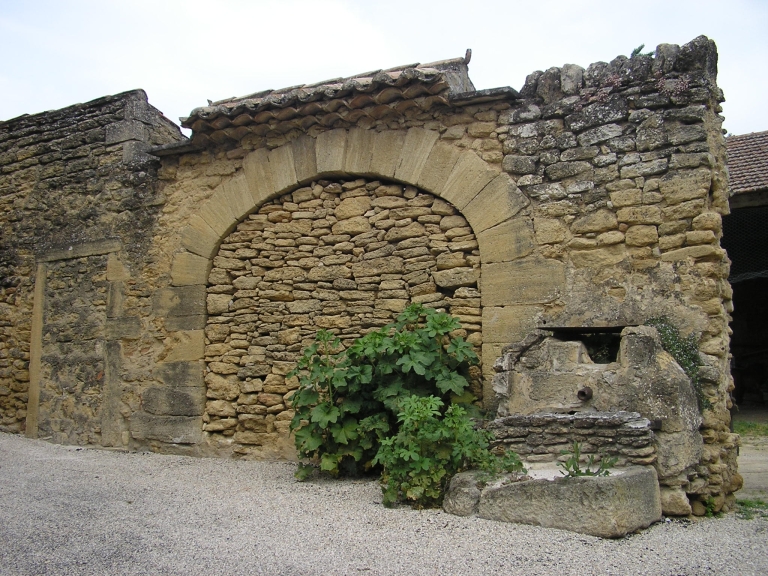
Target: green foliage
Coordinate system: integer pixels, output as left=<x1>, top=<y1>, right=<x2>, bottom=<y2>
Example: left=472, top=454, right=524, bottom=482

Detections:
left=631, top=44, right=653, bottom=58
left=736, top=498, right=768, bottom=520
left=733, top=420, right=768, bottom=437
left=289, top=304, right=480, bottom=479
left=646, top=316, right=709, bottom=410
left=558, top=441, right=618, bottom=478
left=373, top=395, right=526, bottom=508
left=703, top=496, right=721, bottom=518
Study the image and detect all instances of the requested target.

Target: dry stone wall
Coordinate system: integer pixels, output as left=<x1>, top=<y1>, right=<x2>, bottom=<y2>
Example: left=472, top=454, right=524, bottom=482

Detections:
left=202, top=177, right=483, bottom=457
left=488, top=411, right=655, bottom=466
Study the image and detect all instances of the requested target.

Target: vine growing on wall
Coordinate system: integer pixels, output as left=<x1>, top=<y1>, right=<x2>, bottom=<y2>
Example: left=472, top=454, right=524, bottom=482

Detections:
left=646, top=316, right=709, bottom=410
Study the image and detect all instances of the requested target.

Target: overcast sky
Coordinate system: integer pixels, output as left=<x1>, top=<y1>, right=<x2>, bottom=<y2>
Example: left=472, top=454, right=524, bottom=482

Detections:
left=1, top=0, right=766, bottom=136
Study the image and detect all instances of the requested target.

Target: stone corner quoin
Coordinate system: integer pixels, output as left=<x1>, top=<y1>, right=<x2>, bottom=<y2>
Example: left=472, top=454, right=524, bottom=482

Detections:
left=0, top=35, right=739, bottom=504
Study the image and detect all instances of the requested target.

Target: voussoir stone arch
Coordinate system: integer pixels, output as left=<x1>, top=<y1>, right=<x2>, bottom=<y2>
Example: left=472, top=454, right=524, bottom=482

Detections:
left=170, top=126, right=560, bottom=403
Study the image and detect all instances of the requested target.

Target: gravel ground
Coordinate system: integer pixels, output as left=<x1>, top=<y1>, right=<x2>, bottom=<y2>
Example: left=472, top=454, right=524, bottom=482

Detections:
left=1, top=432, right=766, bottom=576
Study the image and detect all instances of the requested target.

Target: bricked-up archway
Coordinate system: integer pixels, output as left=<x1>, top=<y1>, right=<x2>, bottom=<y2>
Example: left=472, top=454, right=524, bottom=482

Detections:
left=202, top=177, right=484, bottom=458
left=167, top=127, right=560, bottom=456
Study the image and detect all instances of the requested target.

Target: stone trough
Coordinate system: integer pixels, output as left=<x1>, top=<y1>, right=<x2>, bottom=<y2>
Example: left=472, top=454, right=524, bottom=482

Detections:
left=443, top=465, right=662, bottom=538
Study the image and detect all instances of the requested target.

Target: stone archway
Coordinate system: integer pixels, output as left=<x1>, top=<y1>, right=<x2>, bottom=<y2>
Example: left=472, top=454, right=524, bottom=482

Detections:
left=167, top=127, right=566, bottom=454
left=202, top=176, right=484, bottom=457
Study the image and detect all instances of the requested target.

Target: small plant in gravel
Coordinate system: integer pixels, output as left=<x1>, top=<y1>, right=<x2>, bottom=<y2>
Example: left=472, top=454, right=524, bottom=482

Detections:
left=736, top=498, right=768, bottom=520
left=558, top=442, right=618, bottom=478
left=373, top=394, right=525, bottom=508
left=288, top=304, right=481, bottom=480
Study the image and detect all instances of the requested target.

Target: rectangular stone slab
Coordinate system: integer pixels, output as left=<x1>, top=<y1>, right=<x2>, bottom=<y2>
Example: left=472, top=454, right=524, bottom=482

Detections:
left=477, top=466, right=661, bottom=538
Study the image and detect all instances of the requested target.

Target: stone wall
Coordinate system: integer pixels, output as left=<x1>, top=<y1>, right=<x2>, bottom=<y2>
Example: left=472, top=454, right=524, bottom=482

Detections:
left=0, top=90, right=183, bottom=434
left=488, top=411, right=655, bottom=466
left=0, top=36, right=740, bottom=506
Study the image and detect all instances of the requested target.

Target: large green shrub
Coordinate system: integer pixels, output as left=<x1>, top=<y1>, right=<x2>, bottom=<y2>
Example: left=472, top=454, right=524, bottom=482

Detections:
left=288, top=304, right=480, bottom=480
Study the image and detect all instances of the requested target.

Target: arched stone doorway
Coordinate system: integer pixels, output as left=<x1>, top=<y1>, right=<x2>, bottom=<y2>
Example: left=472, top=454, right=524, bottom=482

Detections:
left=202, top=176, right=483, bottom=458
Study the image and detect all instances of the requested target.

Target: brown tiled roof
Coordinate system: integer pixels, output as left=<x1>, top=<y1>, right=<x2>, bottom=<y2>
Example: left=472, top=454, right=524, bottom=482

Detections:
left=166, top=54, right=517, bottom=150
left=727, top=130, right=768, bottom=195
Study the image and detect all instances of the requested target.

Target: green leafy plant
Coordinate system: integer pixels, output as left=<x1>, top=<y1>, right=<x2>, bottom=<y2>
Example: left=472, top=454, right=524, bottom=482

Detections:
left=558, top=441, right=618, bottom=478
left=289, top=304, right=480, bottom=480
left=645, top=316, right=709, bottom=410
left=736, top=498, right=768, bottom=520
left=373, top=394, right=525, bottom=508
left=631, top=44, right=653, bottom=58
left=703, top=495, right=720, bottom=518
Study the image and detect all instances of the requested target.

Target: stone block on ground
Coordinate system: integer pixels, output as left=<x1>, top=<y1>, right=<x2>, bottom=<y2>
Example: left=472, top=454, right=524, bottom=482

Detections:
left=453, top=466, right=662, bottom=538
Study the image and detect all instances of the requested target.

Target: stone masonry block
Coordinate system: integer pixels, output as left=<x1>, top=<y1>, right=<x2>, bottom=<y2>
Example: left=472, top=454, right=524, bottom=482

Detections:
left=482, top=306, right=542, bottom=344
left=268, top=145, right=298, bottom=193
left=171, top=252, right=211, bottom=286
left=659, top=168, right=712, bottom=205
left=482, top=342, right=505, bottom=409
left=370, top=130, right=407, bottom=178
left=162, top=330, right=205, bottom=363
left=198, top=192, right=239, bottom=238
left=129, top=412, right=202, bottom=444
left=416, top=141, right=463, bottom=195
left=482, top=258, right=565, bottom=306
left=220, top=173, right=256, bottom=223
left=291, top=135, right=318, bottom=183
left=180, top=215, right=220, bottom=259
left=156, top=361, right=204, bottom=388
left=344, top=128, right=374, bottom=174
left=243, top=148, right=275, bottom=206
left=153, top=285, right=207, bottom=317
left=478, top=218, right=535, bottom=264
left=165, top=315, right=206, bottom=331
left=316, top=129, right=347, bottom=175
left=475, top=466, right=662, bottom=538
left=441, top=151, right=498, bottom=210
left=463, top=174, right=529, bottom=234
left=142, top=386, right=206, bottom=417
left=106, top=120, right=148, bottom=144
left=394, top=128, right=439, bottom=184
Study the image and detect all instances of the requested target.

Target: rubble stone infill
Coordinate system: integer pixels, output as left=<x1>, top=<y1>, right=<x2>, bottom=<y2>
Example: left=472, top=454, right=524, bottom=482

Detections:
left=202, top=176, right=483, bottom=458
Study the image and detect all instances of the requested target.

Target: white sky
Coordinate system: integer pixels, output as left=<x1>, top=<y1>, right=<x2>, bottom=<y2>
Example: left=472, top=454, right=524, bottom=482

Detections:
left=1, top=0, right=766, bottom=136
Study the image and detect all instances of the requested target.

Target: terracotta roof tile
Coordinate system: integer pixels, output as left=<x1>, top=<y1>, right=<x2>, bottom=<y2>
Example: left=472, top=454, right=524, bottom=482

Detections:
left=727, top=130, right=768, bottom=195
left=181, top=57, right=472, bottom=130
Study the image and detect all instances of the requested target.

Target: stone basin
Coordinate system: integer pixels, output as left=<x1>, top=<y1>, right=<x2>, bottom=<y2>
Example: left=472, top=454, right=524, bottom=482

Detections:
left=443, top=465, right=662, bottom=538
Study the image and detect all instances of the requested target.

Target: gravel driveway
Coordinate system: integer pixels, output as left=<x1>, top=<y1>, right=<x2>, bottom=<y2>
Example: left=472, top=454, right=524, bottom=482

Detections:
left=1, top=432, right=766, bottom=576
